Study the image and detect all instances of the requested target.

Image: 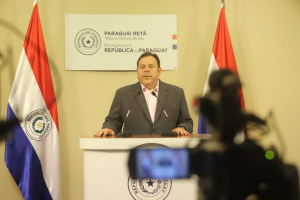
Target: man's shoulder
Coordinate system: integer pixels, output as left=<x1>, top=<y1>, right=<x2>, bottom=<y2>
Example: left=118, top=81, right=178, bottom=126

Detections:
left=116, top=82, right=140, bottom=92
left=160, top=81, right=183, bottom=92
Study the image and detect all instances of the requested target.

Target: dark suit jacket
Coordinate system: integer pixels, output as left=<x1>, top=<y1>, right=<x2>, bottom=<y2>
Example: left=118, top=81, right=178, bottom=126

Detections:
left=102, top=80, right=193, bottom=135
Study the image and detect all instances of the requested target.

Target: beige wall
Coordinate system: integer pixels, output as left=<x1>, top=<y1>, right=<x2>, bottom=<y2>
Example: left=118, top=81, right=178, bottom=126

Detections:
left=0, top=0, right=299, bottom=199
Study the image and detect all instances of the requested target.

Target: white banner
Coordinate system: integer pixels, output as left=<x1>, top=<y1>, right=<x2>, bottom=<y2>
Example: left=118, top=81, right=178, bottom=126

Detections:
left=65, top=15, right=178, bottom=71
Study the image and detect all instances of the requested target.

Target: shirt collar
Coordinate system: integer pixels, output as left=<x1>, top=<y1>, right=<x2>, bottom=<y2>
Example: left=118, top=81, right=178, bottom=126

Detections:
left=141, top=80, right=159, bottom=92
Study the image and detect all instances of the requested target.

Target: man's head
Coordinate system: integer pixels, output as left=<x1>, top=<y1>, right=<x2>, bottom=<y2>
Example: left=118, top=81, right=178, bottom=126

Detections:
left=137, top=52, right=160, bottom=68
left=136, top=52, right=162, bottom=90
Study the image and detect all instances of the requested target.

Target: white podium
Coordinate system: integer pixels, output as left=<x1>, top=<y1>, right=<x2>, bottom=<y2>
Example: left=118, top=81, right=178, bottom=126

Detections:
left=79, top=135, right=210, bottom=200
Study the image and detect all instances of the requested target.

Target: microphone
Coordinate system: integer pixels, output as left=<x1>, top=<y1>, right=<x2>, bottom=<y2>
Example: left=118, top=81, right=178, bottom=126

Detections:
left=151, top=91, right=178, bottom=137
left=118, top=91, right=141, bottom=137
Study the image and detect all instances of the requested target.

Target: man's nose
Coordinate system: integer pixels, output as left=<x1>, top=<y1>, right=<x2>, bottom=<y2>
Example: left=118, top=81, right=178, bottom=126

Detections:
left=144, top=66, right=150, bottom=71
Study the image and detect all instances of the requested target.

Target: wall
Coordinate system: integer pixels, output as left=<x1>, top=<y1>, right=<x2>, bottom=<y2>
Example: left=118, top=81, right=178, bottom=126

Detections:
left=0, top=0, right=299, bottom=199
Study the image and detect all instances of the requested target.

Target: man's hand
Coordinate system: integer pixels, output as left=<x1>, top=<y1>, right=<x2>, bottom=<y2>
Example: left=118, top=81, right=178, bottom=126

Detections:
left=172, top=127, right=190, bottom=136
left=94, top=128, right=115, bottom=137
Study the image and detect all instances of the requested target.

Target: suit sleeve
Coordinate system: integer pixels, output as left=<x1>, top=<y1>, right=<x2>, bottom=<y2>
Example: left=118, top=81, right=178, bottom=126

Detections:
left=177, top=89, right=193, bottom=133
left=102, top=89, right=123, bottom=134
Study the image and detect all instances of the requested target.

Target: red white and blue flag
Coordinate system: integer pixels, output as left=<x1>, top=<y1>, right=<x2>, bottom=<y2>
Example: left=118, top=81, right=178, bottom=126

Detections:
left=5, top=1, right=61, bottom=200
left=198, top=4, right=245, bottom=134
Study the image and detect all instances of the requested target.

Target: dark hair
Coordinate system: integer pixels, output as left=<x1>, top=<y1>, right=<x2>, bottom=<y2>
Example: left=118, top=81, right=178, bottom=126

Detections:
left=136, top=52, right=160, bottom=68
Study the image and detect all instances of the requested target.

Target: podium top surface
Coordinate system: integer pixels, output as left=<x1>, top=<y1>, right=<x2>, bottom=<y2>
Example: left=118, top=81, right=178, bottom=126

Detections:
left=80, top=134, right=211, bottom=150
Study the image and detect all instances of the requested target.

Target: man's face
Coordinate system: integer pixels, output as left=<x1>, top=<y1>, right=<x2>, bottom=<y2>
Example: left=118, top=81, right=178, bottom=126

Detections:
left=137, top=56, right=161, bottom=89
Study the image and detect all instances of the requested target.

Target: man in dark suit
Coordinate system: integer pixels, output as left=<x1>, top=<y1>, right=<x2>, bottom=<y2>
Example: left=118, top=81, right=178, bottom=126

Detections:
left=94, top=52, right=193, bottom=136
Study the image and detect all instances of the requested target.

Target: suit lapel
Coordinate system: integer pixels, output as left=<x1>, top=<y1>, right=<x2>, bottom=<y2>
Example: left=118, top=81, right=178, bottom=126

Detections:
left=154, top=80, right=168, bottom=125
left=133, top=82, right=153, bottom=124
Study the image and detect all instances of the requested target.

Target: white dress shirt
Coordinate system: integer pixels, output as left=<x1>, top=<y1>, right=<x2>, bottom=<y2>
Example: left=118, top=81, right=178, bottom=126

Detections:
left=141, top=81, right=159, bottom=123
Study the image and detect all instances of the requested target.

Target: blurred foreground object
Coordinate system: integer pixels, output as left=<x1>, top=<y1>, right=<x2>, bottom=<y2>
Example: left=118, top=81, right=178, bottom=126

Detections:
left=195, top=69, right=299, bottom=200
left=0, top=119, right=19, bottom=142
left=129, top=69, right=299, bottom=200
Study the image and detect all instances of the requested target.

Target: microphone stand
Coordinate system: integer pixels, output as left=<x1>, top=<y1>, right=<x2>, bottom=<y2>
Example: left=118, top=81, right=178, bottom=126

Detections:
left=117, top=91, right=141, bottom=137
left=151, top=91, right=178, bottom=137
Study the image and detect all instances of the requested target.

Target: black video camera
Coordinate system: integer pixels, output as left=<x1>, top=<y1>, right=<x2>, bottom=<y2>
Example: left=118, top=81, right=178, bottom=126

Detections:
left=128, top=70, right=299, bottom=200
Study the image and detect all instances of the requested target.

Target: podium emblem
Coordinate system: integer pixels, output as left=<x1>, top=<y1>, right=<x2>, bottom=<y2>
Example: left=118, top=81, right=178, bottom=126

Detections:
left=128, top=175, right=172, bottom=200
